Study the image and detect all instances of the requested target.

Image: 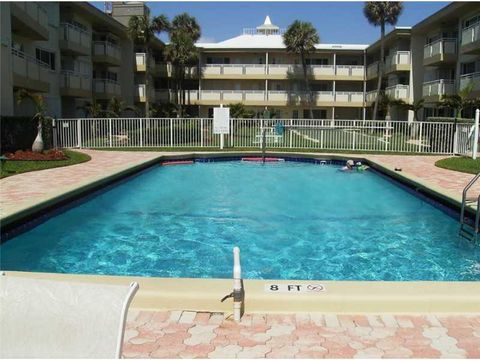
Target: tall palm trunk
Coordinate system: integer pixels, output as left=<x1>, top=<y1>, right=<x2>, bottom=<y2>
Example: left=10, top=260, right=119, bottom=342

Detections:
left=301, top=51, right=313, bottom=119
left=373, top=22, right=385, bottom=121
left=145, top=46, right=150, bottom=118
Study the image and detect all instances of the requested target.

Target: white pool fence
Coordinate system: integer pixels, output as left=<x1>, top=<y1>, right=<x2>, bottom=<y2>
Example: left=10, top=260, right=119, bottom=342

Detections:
left=53, top=117, right=479, bottom=156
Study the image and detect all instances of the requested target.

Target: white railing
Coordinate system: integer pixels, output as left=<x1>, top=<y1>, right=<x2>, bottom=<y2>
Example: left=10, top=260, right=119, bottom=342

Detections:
left=422, top=79, right=455, bottom=97
left=365, top=90, right=378, bottom=103
left=60, top=23, right=91, bottom=50
left=93, top=41, right=121, bottom=60
left=11, top=47, right=50, bottom=83
left=93, top=79, right=121, bottom=96
left=202, top=64, right=363, bottom=77
left=460, top=72, right=480, bottom=91
left=12, top=2, right=48, bottom=30
left=60, top=71, right=91, bottom=91
left=385, top=51, right=411, bottom=69
left=385, top=84, right=409, bottom=100
left=135, top=53, right=146, bottom=66
left=462, top=23, right=480, bottom=47
left=456, top=123, right=476, bottom=157
left=54, top=117, right=460, bottom=154
left=424, top=38, right=457, bottom=59
left=367, top=61, right=379, bottom=78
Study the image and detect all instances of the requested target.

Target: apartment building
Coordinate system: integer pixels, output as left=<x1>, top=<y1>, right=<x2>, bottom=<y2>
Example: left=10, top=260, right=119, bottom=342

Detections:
left=365, top=27, right=413, bottom=121
left=411, top=2, right=480, bottom=120
left=185, top=17, right=368, bottom=120
left=2, top=2, right=480, bottom=121
left=0, top=1, right=144, bottom=118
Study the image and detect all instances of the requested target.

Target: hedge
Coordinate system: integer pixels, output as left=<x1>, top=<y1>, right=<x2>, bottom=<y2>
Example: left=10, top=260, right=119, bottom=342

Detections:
left=0, top=116, right=53, bottom=154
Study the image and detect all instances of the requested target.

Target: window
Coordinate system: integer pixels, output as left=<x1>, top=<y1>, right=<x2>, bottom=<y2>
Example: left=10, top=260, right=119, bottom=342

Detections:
left=464, top=14, right=480, bottom=29
left=224, top=57, right=230, bottom=64
left=306, top=58, right=328, bottom=65
left=206, top=57, right=212, bottom=64
left=462, top=62, right=476, bottom=75
left=292, top=110, right=299, bottom=119
left=35, top=48, right=55, bottom=70
left=303, top=109, right=327, bottom=119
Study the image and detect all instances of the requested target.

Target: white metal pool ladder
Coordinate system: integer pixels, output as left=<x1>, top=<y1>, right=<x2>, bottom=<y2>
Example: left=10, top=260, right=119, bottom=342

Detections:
left=459, top=172, right=480, bottom=242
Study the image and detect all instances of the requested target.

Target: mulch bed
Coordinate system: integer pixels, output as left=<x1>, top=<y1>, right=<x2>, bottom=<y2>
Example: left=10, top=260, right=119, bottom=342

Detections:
left=4, top=149, right=68, bottom=161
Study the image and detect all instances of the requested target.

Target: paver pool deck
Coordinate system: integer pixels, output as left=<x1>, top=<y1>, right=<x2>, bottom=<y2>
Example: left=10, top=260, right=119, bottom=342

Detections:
left=2, top=150, right=480, bottom=358
left=1, top=149, right=479, bottom=219
left=123, top=310, right=480, bottom=358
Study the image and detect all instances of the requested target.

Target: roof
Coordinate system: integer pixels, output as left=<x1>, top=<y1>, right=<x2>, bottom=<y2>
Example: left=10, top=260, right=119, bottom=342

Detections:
left=366, top=27, right=412, bottom=53
left=196, top=34, right=368, bottom=51
left=412, top=2, right=480, bottom=33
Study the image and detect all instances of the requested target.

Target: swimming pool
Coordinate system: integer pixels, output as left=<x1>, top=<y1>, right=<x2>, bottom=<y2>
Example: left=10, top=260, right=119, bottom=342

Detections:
left=2, top=159, right=479, bottom=281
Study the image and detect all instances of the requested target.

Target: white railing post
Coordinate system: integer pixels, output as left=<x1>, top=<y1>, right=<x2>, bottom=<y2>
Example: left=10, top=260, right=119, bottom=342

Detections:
left=473, top=109, right=479, bottom=159
left=139, top=118, right=143, bottom=147
left=453, top=123, right=458, bottom=155
left=200, top=118, right=204, bottom=147
left=77, top=119, right=82, bottom=148
left=232, top=247, right=243, bottom=322
left=109, top=118, right=112, bottom=147
left=289, top=119, right=293, bottom=148
left=170, top=118, right=174, bottom=147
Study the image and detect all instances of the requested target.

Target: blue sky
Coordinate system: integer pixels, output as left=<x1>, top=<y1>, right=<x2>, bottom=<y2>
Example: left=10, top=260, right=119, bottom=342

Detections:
left=92, top=1, right=448, bottom=44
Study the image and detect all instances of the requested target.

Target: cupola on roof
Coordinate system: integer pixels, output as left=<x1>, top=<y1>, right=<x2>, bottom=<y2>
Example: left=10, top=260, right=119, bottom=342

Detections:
left=256, top=16, right=280, bottom=35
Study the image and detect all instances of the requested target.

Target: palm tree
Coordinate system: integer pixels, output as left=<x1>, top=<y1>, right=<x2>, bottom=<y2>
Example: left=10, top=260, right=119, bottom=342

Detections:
left=16, top=89, right=52, bottom=152
left=165, top=14, right=201, bottom=117
left=77, top=99, right=103, bottom=118
left=364, top=2, right=404, bottom=120
left=440, top=82, right=475, bottom=120
left=128, top=14, right=170, bottom=117
left=108, top=96, right=137, bottom=117
left=283, top=20, right=319, bottom=119
left=228, top=103, right=255, bottom=118
left=391, top=98, right=425, bottom=122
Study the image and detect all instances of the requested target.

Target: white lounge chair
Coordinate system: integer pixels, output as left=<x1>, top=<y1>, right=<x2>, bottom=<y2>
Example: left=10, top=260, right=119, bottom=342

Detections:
left=0, top=274, right=138, bottom=358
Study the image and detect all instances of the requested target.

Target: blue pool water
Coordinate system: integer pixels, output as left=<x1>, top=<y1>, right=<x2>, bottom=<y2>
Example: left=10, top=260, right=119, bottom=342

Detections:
left=2, top=161, right=480, bottom=280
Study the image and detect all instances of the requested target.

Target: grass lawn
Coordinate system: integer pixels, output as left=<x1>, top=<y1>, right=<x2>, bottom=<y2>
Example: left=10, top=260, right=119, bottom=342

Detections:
left=0, top=150, right=91, bottom=179
left=435, top=156, right=480, bottom=174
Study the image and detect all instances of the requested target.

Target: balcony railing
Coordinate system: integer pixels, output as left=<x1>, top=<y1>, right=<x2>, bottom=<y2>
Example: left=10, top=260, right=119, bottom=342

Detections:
left=188, top=90, right=364, bottom=103
left=385, top=51, right=410, bottom=71
left=11, top=47, right=50, bottom=83
left=422, top=79, right=455, bottom=97
left=385, top=84, right=409, bottom=100
left=60, top=70, right=91, bottom=91
left=201, top=64, right=364, bottom=77
left=424, top=38, right=457, bottom=59
left=11, top=2, right=48, bottom=31
left=60, top=23, right=91, bottom=51
left=93, top=79, right=120, bottom=95
left=93, top=41, right=121, bottom=61
left=365, top=90, right=378, bottom=103
left=460, top=72, right=480, bottom=91
left=462, top=23, right=480, bottom=47
left=367, top=61, right=379, bottom=78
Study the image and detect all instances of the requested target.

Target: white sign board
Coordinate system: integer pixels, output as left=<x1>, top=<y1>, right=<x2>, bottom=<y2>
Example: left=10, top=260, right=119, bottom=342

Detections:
left=213, top=107, right=230, bottom=134
left=264, top=283, right=326, bottom=294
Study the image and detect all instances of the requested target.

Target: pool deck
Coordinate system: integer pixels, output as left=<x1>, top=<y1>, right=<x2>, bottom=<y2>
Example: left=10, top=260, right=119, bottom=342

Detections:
left=1, top=149, right=479, bottom=222
left=123, top=310, right=480, bottom=358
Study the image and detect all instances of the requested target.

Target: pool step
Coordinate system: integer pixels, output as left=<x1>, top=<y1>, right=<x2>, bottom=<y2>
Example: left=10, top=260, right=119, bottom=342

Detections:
left=459, top=225, right=478, bottom=242
left=459, top=174, right=480, bottom=244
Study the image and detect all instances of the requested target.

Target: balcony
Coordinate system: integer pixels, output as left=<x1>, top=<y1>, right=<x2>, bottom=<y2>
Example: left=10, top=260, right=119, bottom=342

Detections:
left=461, top=23, right=480, bottom=54
left=92, top=41, right=121, bottom=66
left=422, top=79, right=454, bottom=101
left=385, top=84, right=409, bottom=101
left=365, top=90, right=378, bottom=104
left=423, top=39, right=457, bottom=66
left=334, top=91, right=364, bottom=105
left=11, top=48, right=50, bottom=92
left=366, top=62, right=379, bottom=80
left=460, top=72, right=480, bottom=95
left=200, top=64, right=364, bottom=80
left=60, top=71, right=91, bottom=97
left=10, top=2, right=48, bottom=40
left=59, top=23, right=91, bottom=56
left=135, top=53, right=156, bottom=72
left=385, top=51, right=411, bottom=73
left=93, top=79, right=121, bottom=99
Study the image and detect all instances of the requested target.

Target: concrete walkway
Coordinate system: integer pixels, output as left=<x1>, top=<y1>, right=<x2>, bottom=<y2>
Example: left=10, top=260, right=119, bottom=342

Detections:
left=123, top=310, right=480, bottom=358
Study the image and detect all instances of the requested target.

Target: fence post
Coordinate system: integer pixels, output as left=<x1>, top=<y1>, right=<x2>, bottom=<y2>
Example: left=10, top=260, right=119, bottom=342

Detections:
left=453, top=123, right=458, bottom=155
left=139, top=118, right=143, bottom=147
left=418, top=122, right=423, bottom=153
left=352, top=121, right=356, bottom=151
left=170, top=118, right=174, bottom=147
left=473, top=109, right=479, bottom=160
left=109, top=118, right=112, bottom=148
left=289, top=119, right=293, bottom=148
left=52, top=116, right=58, bottom=149
left=201, top=118, right=204, bottom=147
left=77, top=119, right=82, bottom=148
